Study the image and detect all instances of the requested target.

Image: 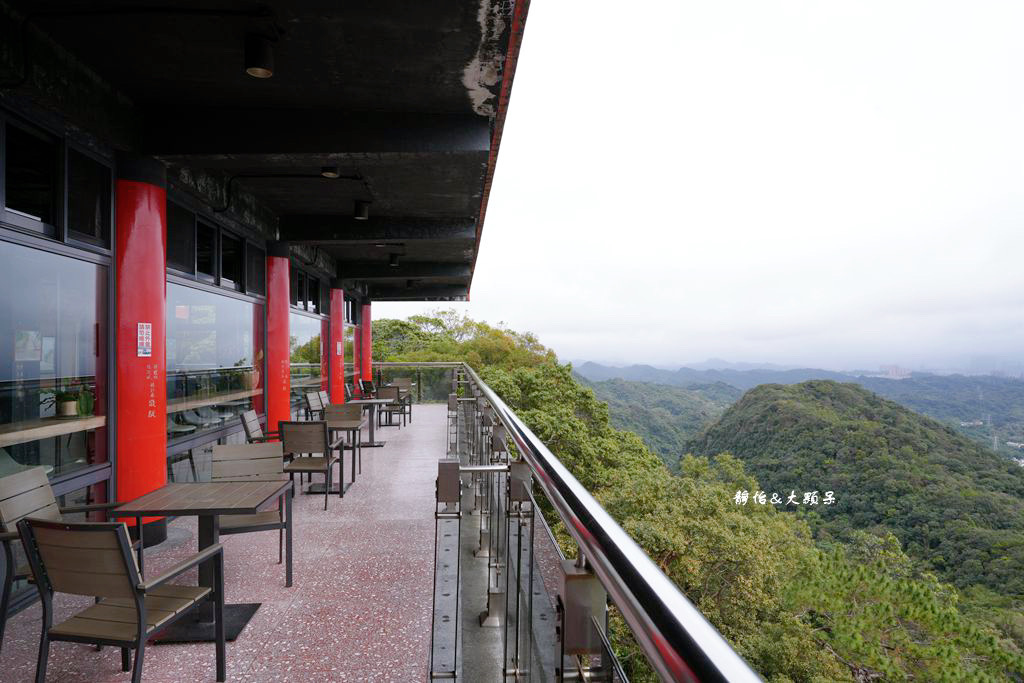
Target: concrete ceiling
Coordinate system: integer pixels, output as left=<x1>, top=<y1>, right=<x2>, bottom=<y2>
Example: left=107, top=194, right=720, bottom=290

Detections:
left=14, top=0, right=529, bottom=301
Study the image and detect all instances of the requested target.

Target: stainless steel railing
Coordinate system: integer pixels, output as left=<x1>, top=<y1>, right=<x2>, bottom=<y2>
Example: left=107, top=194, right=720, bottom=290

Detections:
left=377, top=361, right=762, bottom=682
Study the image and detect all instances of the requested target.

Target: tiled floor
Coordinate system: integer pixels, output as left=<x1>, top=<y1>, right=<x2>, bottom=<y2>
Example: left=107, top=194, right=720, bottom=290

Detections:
left=1, top=404, right=446, bottom=682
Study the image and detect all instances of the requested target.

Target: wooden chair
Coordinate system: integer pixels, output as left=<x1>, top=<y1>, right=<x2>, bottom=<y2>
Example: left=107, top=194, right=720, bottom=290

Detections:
left=304, top=391, right=324, bottom=421
left=18, top=517, right=225, bottom=683
left=211, top=443, right=293, bottom=587
left=279, top=421, right=344, bottom=509
left=318, top=389, right=330, bottom=409
left=0, top=467, right=143, bottom=653
left=239, top=409, right=278, bottom=444
left=343, top=383, right=353, bottom=401
left=359, top=379, right=377, bottom=398
left=325, top=403, right=364, bottom=477
left=392, top=377, right=414, bottom=423
left=377, top=386, right=406, bottom=429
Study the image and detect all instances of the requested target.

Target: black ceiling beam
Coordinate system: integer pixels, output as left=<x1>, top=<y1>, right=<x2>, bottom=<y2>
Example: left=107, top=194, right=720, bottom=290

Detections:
left=338, top=262, right=471, bottom=280
left=369, top=285, right=469, bottom=301
left=145, top=109, right=490, bottom=155
left=279, top=217, right=476, bottom=244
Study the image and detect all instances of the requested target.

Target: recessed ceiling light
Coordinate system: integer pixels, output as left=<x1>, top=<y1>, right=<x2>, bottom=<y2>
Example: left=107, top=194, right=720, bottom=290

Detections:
left=245, top=34, right=274, bottom=79
left=320, top=166, right=340, bottom=178
left=354, top=200, right=371, bottom=221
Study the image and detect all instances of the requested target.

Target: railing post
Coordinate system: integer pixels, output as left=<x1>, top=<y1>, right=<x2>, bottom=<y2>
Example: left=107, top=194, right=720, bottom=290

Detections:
left=431, top=459, right=462, bottom=680
left=556, top=557, right=608, bottom=682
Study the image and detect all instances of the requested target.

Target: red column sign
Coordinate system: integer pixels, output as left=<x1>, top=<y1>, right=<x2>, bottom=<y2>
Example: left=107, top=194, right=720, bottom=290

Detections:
left=360, top=303, right=373, bottom=385
left=329, top=283, right=346, bottom=405
left=266, top=243, right=291, bottom=433
left=114, top=155, right=168, bottom=544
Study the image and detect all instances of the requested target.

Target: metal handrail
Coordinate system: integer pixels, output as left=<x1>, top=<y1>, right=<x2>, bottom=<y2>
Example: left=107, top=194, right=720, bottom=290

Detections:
left=376, top=361, right=762, bottom=682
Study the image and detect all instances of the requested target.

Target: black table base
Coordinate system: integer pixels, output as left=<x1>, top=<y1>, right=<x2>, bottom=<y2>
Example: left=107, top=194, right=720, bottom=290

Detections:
left=152, top=603, right=260, bottom=643
left=305, top=481, right=354, bottom=496
left=359, top=440, right=386, bottom=448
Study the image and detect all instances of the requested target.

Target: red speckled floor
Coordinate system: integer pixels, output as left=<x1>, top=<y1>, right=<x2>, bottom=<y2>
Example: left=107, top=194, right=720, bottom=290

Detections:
left=1, top=404, right=446, bottom=682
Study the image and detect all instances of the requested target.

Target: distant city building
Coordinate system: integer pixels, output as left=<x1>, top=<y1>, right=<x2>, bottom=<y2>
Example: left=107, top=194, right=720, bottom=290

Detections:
left=1005, top=441, right=1024, bottom=450
left=960, top=419, right=985, bottom=427
left=879, top=364, right=911, bottom=379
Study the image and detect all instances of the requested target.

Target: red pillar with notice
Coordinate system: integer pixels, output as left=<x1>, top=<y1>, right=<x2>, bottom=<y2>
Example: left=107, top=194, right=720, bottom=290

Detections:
left=329, top=282, right=346, bottom=405
left=360, top=302, right=373, bottom=387
left=266, top=242, right=291, bottom=433
left=115, top=154, right=168, bottom=545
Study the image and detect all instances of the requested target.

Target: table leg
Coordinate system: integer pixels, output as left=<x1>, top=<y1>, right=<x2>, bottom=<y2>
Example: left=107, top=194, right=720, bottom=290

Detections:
left=360, top=404, right=386, bottom=447
left=150, top=514, right=261, bottom=644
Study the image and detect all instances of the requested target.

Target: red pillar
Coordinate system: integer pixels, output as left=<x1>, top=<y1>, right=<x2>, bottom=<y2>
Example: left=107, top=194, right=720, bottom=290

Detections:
left=360, top=302, right=373, bottom=385
left=114, top=155, right=167, bottom=544
left=329, top=283, right=346, bottom=405
left=266, top=243, right=291, bottom=433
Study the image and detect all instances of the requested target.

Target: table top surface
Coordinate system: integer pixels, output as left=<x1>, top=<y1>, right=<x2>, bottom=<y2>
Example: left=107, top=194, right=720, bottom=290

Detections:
left=114, top=481, right=289, bottom=517
left=327, top=418, right=364, bottom=429
left=347, top=398, right=396, bottom=405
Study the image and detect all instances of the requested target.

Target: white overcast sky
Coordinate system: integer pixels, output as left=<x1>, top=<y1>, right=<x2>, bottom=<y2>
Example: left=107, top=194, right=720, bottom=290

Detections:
left=379, top=1, right=1024, bottom=371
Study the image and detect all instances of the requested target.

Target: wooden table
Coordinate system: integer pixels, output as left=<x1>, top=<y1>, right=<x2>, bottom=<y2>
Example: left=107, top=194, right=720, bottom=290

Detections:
left=306, top=417, right=363, bottom=496
left=346, top=398, right=395, bottom=447
left=115, top=480, right=291, bottom=643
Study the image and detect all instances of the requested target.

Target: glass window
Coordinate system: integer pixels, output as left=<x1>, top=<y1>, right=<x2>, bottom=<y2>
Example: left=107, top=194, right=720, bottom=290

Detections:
left=220, top=232, right=243, bottom=291
left=4, top=123, right=59, bottom=232
left=166, top=283, right=263, bottom=443
left=196, top=222, right=217, bottom=282
left=289, top=312, right=326, bottom=413
left=167, top=203, right=196, bottom=274
left=66, top=149, right=111, bottom=246
left=0, top=239, right=108, bottom=479
left=344, top=325, right=356, bottom=378
left=307, top=278, right=320, bottom=315
left=246, top=245, right=265, bottom=295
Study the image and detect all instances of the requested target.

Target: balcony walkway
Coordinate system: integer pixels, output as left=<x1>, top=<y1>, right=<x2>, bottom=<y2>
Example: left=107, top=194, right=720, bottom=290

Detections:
left=1, top=404, right=447, bottom=682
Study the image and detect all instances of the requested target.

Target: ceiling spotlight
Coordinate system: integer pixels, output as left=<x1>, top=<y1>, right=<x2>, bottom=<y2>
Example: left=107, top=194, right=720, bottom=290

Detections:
left=354, top=200, right=371, bottom=221
left=389, top=253, right=400, bottom=268
left=373, top=243, right=387, bottom=248
left=320, top=166, right=340, bottom=178
left=245, top=34, right=274, bottom=79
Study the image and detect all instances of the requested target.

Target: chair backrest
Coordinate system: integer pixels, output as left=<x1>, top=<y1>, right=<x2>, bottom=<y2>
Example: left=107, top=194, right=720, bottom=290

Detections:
left=279, top=420, right=329, bottom=456
left=239, top=410, right=265, bottom=441
left=211, top=443, right=286, bottom=482
left=0, top=467, right=61, bottom=533
left=344, top=383, right=353, bottom=400
left=325, top=403, right=362, bottom=422
left=379, top=386, right=400, bottom=401
left=19, top=518, right=139, bottom=599
left=393, top=377, right=412, bottom=390
left=318, top=390, right=330, bottom=408
left=305, top=391, right=324, bottom=414
left=359, top=379, right=376, bottom=396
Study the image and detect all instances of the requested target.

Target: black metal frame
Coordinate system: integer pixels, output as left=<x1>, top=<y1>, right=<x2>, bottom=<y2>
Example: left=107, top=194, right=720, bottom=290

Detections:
left=17, top=517, right=226, bottom=683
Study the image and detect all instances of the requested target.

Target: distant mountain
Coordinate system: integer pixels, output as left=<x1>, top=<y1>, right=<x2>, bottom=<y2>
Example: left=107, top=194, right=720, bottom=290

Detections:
left=578, top=376, right=740, bottom=471
left=683, top=358, right=800, bottom=372
left=686, top=380, right=1024, bottom=594
left=574, top=360, right=853, bottom=390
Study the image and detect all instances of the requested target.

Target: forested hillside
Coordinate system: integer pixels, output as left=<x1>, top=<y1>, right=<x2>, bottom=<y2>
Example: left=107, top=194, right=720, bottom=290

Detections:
left=375, top=313, right=1024, bottom=682
left=579, top=361, right=1024, bottom=457
left=578, top=376, right=739, bottom=470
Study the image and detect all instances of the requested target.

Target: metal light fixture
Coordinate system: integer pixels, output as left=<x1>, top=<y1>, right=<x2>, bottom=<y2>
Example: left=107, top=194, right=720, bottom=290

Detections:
left=389, top=253, right=400, bottom=268
left=354, top=200, right=371, bottom=221
left=320, top=166, right=340, bottom=178
left=245, top=34, right=274, bottom=79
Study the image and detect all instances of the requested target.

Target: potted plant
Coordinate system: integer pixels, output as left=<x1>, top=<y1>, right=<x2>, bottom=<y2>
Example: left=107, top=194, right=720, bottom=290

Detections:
left=77, top=386, right=95, bottom=416
left=55, top=389, right=80, bottom=417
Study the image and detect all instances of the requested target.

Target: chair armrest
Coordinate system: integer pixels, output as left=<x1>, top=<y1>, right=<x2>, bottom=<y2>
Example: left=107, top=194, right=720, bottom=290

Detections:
left=0, top=531, right=19, bottom=543
left=58, top=501, right=126, bottom=514
left=329, top=434, right=347, bottom=450
left=139, top=543, right=223, bottom=592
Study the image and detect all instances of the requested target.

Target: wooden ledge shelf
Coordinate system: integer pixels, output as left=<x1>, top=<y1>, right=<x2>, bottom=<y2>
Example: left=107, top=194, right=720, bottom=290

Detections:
left=0, top=415, right=107, bottom=449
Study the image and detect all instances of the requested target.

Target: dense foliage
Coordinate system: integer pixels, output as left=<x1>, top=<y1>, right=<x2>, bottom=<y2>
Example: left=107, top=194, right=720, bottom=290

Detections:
left=686, top=381, right=1024, bottom=595
left=377, top=313, right=1024, bottom=681
left=578, top=376, right=739, bottom=471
